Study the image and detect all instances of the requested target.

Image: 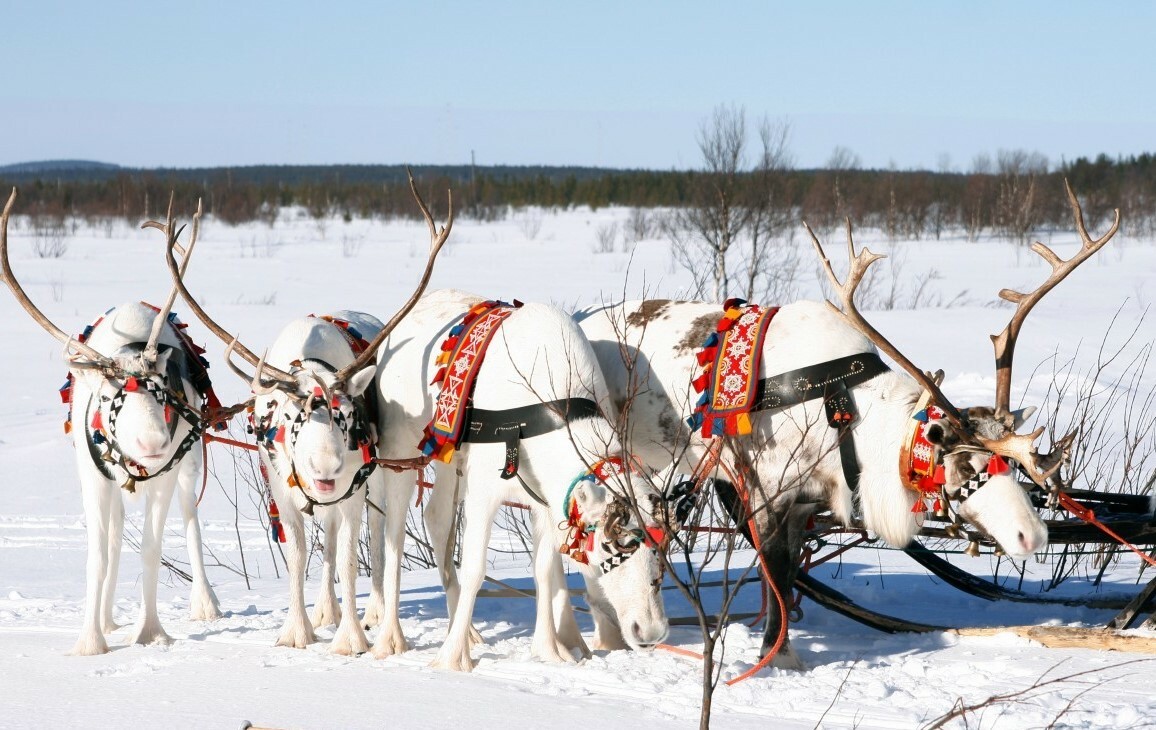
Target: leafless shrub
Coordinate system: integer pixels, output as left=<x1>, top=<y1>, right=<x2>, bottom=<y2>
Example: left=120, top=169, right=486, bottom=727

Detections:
left=922, top=658, right=1153, bottom=730
left=625, top=207, right=654, bottom=244
left=341, top=232, right=365, bottom=258
left=30, top=214, right=69, bottom=258
left=593, top=221, right=619, bottom=254
left=1019, top=307, right=1156, bottom=587
left=517, top=209, right=544, bottom=240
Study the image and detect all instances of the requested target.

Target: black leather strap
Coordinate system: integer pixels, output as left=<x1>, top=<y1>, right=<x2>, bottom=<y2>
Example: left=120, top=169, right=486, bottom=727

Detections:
left=752, top=352, right=890, bottom=497
left=460, top=397, right=600, bottom=497
left=752, top=352, right=890, bottom=414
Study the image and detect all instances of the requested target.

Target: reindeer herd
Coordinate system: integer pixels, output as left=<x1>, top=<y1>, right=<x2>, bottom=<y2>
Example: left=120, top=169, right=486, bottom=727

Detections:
left=0, top=177, right=1119, bottom=675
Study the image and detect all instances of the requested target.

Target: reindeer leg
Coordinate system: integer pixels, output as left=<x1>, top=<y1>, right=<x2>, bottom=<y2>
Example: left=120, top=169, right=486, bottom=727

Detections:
left=370, top=469, right=413, bottom=658
left=431, top=484, right=500, bottom=672
left=311, top=508, right=341, bottom=629
left=530, top=507, right=587, bottom=661
left=72, top=472, right=112, bottom=656
left=330, top=497, right=370, bottom=656
left=757, top=508, right=808, bottom=672
left=176, top=446, right=221, bottom=621
left=424, top=465, right=483, bottom=647
left=130, top=478, right=176, bottom=647
left=100, top=492, right=124, bottom=635
left=584, top=576, right=626, bottom=651
left=362, top=473, right=386, bottom=630
left=276, top=488, right=317, bottom=649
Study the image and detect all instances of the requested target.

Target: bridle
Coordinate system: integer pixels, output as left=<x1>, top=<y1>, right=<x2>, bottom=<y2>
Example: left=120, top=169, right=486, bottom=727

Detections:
left=559, top=457, right=667, bottom=576
left=252, top=362, right=376, bottom=514
left=82, top=355, right=205, bottom=492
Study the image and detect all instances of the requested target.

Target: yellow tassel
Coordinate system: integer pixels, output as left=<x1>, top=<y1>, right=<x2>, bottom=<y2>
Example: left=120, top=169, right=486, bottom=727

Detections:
left=735, top=412, right=752, bottom=435
left=725, top=306, right=743, bottom=320
left=435, top=351, right=451, bottom=365
left=287, top=473, right=300, bottom=488
left=437, top=443, right=456, bottom=463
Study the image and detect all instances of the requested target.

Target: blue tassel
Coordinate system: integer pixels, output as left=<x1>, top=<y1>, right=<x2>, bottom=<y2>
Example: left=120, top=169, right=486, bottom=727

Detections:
left=711, top=418, right=727, bottom=437
left=913, top=409, right=930, bottom=423
left=92, top=431, right=106, bottom=445
left=449, top=324, right=465, bottom=337
left=696, top=392, right=710, bottom=408
left=686, top=413, right=702, bottom=429
left=702, top=333, right=718, bottom=348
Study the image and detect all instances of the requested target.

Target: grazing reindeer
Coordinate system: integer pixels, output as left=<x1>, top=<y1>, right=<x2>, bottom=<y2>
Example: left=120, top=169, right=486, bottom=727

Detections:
left=371, top=289, right=669, bottom=671
left=162, top=177, right=450, bottom=655
left=577, top=181, right=1108, bottom=669
left=0, top=189, right=221, bottom=655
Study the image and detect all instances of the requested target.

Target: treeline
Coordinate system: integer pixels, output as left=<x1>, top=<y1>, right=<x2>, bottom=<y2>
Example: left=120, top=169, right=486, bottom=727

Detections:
left=3, top=153, right=1154, bottom=238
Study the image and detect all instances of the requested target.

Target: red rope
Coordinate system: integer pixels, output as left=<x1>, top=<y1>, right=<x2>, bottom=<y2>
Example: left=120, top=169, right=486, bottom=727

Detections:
left=1057, top=492, right=1156, bottom=568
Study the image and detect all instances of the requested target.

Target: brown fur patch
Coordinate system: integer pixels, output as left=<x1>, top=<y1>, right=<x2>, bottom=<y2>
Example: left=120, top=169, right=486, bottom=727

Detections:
left=676, top=313, right=719, bottom=353
left=625, top=300, right=672, bottom=329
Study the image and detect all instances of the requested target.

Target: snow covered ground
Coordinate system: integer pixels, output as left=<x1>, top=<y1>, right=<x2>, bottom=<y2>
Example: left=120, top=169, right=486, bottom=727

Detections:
left=1, top=203, right=1155, bottom=729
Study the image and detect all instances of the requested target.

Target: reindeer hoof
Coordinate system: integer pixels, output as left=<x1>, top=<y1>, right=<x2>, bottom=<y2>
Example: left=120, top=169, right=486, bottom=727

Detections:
left=370, top=627, right=409, bottom=659
left=131, top=626, right=173, bottom=647
left=276, top=624, right=318, bottom=649
left=330, top=624, right=370, bottom=656
left=189, top=587, right=222, bottom=621
left=467, top=625, right=486, bottom=647
left=430, top=648, right=476, bottom=672
left=361, top=599, right=385, bottom=630
left=70, top=635, right=110, bottom=656
left=531, top=639, right=577, bottom=664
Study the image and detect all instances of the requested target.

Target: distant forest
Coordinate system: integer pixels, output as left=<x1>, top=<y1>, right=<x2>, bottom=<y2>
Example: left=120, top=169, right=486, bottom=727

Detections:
left=2, top=153, right=1153, bottom=239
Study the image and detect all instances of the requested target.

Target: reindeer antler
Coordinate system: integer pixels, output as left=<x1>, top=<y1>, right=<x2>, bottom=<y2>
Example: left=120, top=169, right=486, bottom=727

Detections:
left=991, top=179, right=1120, bottom=412
left=984, top=179, right=1118, bottom=485
left=332, top=168, right=453, bottom=384
left=0, top=188, right=112, bottom=368
left=148, top=197, right=297, bottom=388
left=806, top=218, right=966, bottom=428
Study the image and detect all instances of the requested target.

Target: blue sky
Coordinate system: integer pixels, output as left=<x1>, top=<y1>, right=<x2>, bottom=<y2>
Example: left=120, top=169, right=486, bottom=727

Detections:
left=3, top=2, right=1153, bottom=170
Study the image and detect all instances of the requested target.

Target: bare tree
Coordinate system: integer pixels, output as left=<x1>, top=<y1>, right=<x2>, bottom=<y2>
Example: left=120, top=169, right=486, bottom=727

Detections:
left=667, top=105, right=795, bottom=302
left=996, top=149, right=1049, bottom=245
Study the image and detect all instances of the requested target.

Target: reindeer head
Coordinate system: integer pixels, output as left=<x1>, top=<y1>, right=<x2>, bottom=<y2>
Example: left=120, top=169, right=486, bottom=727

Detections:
left=154, top=170, right=451, bottom=506
left=563, top=462, right=669, bottom=650
left=1, top=190, right=202, bottom=478
left=245, top=351, right=378, bottom=504
left=808, top=180, right=1117, bottom=558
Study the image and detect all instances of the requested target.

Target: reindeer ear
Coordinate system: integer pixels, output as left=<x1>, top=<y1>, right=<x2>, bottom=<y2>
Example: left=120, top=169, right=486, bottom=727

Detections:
left=347, top=365, right=376, bottom=397
left=1011, top=406, right=1037, bottom=429
left=572, top=480, right=610, bottom=522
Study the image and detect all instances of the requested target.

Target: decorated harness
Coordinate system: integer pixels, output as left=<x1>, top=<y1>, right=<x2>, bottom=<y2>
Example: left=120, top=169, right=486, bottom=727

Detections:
left=414, top=299, right=666, bottom=570
left=250, top=316, right=378, bottom=515
left=61, top=305, right=222, bottom=492
left=685, top=298, right=1014, bottom=512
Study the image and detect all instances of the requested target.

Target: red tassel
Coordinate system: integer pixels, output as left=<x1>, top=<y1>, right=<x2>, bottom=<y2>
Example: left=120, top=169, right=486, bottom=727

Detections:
left=442, top=336, right=459, bottom=352
left=164, top=404, right=173, bottom=423
left=312, top=386, right=323, bottom=399
left=91, top=410, right=103, bottom=431
left=361, top=442, right=372, bottom=464
left=911, top=500, right=927, bottom=513
left=124, top=376, right=139, bottom=392
left=430, top=367, right=447, bottom=385
left=696, top=348, right=715, bottom=366
left=692, top=372, right=711, bottom=392
left=273, top=426, right=285, bottom=444
left=987, top=454, right=1010, bottom=476
left=933, top=464, right=946, bottom=484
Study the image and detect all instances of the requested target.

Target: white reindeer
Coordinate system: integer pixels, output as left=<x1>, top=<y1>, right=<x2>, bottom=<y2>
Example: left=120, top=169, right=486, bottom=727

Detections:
left=575, top=195, right=1115, bottom=669
left=370, top=288, right=669, bottom=671
left=0, top=190, right=221, bottom=655
left=163, top=176, right=451, bottom=654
